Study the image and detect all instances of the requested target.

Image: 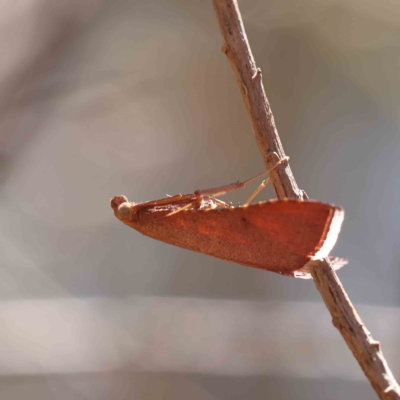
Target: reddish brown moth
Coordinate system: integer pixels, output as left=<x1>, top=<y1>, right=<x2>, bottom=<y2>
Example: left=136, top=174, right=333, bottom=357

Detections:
left=110, top=169, right=344, bottom=278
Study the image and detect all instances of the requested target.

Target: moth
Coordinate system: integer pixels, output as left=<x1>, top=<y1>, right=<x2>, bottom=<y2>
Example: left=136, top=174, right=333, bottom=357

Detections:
left=110, top=165, right=344, bottom=278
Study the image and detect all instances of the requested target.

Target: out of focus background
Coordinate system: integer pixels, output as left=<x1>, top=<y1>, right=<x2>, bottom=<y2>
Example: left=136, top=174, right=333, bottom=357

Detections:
left=1, top=0, right=400, bottom=398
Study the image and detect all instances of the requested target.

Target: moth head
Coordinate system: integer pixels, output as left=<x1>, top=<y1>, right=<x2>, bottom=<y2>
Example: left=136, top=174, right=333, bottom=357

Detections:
left=110, top=195, right=136, bottom=220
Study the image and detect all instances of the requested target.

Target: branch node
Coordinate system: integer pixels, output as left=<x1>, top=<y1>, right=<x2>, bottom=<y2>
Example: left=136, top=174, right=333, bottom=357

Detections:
left=371, top=340, right=381, bottom=349
left=385, top=386, right=397, bottom=394
left=252, top=67, right=262, bottom=80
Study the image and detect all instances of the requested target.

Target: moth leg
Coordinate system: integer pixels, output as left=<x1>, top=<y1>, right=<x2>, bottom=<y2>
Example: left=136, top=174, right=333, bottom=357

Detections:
left=209, top=197, right=232, bottom=209
left=242, top=156, right=291, bottom=205
left=195, top=170, right=269, bottom=197
left=137, top=193, right=196, bottom=209
left=165, top=200, right=199, bottom=217
left=243, top=178, right=271, bottom=206
left=195, top=156, right=290, bottom=198
left=165, top=194, right=231, bottom=217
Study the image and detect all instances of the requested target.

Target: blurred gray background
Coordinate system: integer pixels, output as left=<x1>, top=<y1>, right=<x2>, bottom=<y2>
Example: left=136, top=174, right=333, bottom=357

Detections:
left=1, top=0, right=399, bottom=399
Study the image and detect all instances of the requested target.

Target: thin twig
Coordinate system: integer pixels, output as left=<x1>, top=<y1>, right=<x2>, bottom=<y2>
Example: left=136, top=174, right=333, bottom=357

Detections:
left=211, top=1, right=400, bottom=399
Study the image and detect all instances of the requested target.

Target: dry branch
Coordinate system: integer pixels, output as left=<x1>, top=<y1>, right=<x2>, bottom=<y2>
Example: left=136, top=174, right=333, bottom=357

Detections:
left=211, top=1, right=400, bottom=398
